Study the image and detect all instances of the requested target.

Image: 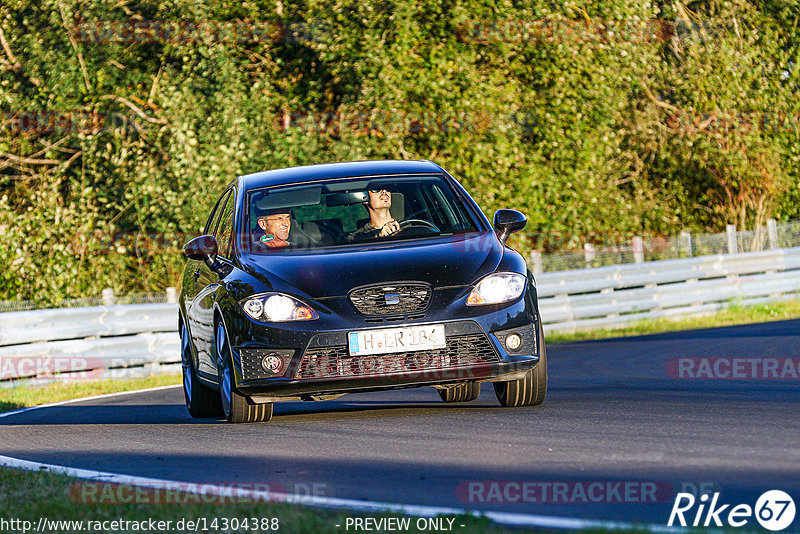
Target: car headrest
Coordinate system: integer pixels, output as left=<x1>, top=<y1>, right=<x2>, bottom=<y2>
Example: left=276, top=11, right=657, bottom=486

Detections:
left=302, top=218, right=344, bottom=239
left=301, top=220, right=342, bottom=246
left=389, top=192, right=404, bottom=221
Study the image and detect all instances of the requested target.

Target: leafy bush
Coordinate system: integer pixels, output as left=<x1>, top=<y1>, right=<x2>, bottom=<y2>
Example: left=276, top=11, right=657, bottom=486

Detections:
left=1, top=0, right=798, bottom=302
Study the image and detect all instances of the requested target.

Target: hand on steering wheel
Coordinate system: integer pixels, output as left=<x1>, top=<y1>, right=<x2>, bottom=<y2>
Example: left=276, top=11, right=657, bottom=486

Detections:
left=398, top=219, right=440, bottom=233
left=378, top=219, right=402, bottom=237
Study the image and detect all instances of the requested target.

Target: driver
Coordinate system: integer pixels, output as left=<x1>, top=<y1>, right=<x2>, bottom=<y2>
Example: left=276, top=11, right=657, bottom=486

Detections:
left=348, top=187, right=401, bottom=240
left=256, top=207, right=291, bottom=248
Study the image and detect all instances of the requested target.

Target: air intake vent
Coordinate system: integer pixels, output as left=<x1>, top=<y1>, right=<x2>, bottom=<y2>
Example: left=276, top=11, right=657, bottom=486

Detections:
left=349, top=282, right=432, bottom=316
left=296, top=334, right=498, bottom=379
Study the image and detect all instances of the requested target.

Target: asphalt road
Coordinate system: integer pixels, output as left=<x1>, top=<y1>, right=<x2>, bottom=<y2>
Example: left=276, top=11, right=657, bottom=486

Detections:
left=2, top=319, right=799, bottom=527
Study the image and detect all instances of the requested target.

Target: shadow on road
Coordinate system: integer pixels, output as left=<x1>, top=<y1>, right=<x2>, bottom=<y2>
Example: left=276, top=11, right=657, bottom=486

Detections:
left=0, top=399, right=509, bottom=426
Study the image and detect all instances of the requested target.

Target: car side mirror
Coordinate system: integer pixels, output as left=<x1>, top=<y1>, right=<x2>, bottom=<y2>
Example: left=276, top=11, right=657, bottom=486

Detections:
left=184, top=235, right=219, bottom=269
left=493, top=209, right=527, bottom=243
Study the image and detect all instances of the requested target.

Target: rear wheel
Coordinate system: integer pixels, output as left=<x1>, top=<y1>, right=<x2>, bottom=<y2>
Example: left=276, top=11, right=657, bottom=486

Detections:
left=438, top=382, right=481, bottom=403
left=494, top=323, right=547, bottom=407
left=180, top=319, right=222, bottom=418
left=216, top=322, right=273, bottom=423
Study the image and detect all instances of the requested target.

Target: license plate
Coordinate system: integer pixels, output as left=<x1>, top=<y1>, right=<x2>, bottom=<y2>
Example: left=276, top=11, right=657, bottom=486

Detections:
left=348, top=324, right=446, bottom=356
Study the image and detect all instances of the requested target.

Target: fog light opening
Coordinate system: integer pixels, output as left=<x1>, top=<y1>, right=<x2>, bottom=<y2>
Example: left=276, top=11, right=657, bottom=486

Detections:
left=506, top=333, right=522, bottom=351
left=262, top=354, right=286, bottom=375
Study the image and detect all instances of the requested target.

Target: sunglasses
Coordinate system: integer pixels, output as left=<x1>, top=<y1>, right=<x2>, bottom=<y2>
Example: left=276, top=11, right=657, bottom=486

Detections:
left=369, top=188, right=389, bottom=194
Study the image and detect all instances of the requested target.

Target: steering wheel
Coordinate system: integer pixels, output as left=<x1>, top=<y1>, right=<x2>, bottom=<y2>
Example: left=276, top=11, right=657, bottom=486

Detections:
left=398, top=219, right=440, bottom=233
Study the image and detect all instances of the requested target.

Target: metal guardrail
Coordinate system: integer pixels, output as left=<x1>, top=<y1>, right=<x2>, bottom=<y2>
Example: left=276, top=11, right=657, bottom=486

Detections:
left=0, top=303, right=176, bottom=346
left=0, top=303, right=179, bottom=382
left=1, top=247, right=799, bottom=382
left=537, top=247, right=800, bottom=333
left=533, top=217, right=800, bottom=272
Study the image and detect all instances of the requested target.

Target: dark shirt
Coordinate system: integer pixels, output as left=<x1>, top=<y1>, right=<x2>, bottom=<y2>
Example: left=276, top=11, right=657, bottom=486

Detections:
left=347, top=221, right=382, bottom=242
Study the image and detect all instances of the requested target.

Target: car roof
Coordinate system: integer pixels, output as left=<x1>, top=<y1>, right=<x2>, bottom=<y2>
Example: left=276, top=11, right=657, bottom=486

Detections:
left=239, top=160, right=445, bottom=190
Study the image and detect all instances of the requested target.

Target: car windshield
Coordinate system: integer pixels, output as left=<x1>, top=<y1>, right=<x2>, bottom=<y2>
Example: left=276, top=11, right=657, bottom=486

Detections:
left=244, top=174, right=481, bottom=253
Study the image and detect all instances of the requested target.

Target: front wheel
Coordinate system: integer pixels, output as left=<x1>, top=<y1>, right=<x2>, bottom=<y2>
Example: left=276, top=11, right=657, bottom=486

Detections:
left=438, top=382, right=481, bottom=403
left=216, top=322, right=273, bottom=423
left=494, top=323, right=547, bottom=407
left=180, top=319, right=222, bottom=418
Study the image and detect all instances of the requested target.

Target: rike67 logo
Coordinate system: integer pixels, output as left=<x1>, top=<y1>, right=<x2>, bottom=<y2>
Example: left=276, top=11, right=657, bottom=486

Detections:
left=668, top=490, right=796, bottom=531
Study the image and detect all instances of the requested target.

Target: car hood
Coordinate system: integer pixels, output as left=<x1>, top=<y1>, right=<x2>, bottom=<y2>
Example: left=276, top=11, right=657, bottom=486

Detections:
left=239, top=232, right=503, bottom=298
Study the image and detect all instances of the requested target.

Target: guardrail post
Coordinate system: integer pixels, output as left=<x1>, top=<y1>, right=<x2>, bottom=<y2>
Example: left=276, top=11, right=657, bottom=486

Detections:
left=166, top=287, right=178, bottom=303
left=767, top=219, right=778, bottom=250
left=726, top=224, right=738, bottom=254
left=679, top=231, right=692, bottom=257
left=529, top=250, right=544, bottom=275
left=102, top=288, right=115, bottom=306
left=583, top=243, right=595, bottom=265
left=632, top=236, right=644, bottom=263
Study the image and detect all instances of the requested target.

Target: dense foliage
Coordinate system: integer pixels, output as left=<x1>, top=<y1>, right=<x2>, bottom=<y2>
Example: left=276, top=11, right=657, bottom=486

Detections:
left=1, top=0, right=798, bottom=302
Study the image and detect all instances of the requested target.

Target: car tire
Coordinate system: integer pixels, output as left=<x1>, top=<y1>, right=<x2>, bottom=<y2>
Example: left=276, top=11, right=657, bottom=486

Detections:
left=494, top=322, right=548, bottom=407
left=438, top=382, right=481, bottom=403
left=180, top=318, right=223, bottom=418
left=216, top=321, right=274, bottom=423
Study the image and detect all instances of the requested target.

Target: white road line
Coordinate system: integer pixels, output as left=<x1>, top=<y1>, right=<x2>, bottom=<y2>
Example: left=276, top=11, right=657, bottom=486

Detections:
left=0, top=385, right=686, bottom=532
left=0, top=453, right=688, bottom=532
left=0, top=384, right=181, bottom=419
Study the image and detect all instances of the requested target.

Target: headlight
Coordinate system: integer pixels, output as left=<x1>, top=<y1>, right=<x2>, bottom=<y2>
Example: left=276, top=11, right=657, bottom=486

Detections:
left=467, top=272, right=525, bottom=306
left=240, top=293, right=319, bottom=322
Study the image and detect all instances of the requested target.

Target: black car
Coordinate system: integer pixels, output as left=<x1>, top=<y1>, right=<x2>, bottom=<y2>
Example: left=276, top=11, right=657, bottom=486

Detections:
left=179, top=160, right=547, bottom=423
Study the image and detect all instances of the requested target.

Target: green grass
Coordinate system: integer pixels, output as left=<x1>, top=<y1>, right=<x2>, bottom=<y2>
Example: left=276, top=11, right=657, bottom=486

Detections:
left=0, top=374, right=181, bottom=413
left=546, top=299, right=800, bottom=344
left=0, top=466, right=572, bottom=534
left=0, top=379, right=663, bottom=534
left=0, top=375, right=526, bottom=533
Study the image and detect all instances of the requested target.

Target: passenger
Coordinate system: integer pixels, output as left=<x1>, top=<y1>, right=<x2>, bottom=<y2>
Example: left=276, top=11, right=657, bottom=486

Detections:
left=256, top=207, right=291, bottom=248
left=348, top=188, right=401, bottom=240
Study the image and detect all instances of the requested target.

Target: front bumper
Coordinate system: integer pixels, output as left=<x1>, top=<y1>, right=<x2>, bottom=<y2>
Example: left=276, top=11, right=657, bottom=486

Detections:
left=232, top=318, right=541, bottom=399
left=238, top=357, right=539, bottom=398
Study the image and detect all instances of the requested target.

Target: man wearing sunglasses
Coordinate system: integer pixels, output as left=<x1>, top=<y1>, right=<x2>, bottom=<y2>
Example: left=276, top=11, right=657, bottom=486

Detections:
left=348, top=187, right=401, bottom=240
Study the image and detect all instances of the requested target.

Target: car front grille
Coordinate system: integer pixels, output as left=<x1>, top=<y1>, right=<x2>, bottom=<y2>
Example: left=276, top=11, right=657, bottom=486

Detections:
left=348, top=282, right=432, bottom=316
left=295, top=333, right=498, bottom=379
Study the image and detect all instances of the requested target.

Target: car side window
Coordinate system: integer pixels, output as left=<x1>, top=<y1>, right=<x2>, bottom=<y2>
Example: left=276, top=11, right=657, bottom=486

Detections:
left=215, top=190, right=236, bottom=259
left=205, top=190, right=231, bottom=236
